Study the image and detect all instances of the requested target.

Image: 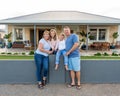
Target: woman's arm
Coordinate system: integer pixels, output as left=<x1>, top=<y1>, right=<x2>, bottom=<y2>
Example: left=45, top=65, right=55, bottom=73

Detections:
left=38, top=43, right=53, bottom=54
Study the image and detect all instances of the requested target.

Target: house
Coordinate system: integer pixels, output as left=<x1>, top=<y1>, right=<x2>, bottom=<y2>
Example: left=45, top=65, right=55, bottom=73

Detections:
left=0, top=11, right=120, bottom=50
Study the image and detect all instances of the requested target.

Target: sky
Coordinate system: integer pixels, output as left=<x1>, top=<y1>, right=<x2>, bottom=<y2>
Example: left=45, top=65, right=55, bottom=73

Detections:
left=0, top=0, right=120, bottom=28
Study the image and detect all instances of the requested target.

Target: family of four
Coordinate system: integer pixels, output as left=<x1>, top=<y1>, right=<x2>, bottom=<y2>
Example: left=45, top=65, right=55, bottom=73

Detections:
left=34, top=26, right=81, bottom=90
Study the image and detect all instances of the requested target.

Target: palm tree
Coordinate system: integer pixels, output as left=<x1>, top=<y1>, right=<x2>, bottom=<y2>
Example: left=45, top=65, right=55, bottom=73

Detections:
left=112, top=32, right=119, bottom=45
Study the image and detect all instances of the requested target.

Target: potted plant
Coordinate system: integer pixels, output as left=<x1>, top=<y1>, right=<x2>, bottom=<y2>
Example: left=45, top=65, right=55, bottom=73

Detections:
left=80, top=30, right=90, bottom=50
left=4, top=32, right=12, bottom=48
left=110, top=32, right=119, bottom=49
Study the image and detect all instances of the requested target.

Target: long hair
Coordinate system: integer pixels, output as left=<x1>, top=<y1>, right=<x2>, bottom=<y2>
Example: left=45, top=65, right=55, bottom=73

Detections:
left=49, top=29, right=57, bottom=41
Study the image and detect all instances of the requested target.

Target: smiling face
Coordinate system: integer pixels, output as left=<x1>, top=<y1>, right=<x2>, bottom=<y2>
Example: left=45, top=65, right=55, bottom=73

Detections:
left=59, top=33, right=65, bottom=41
left=50, top=31, right=56, bottom=38
left=43, top=30, right=50, bottom=40
left=63, top=26, right=71, bottom=37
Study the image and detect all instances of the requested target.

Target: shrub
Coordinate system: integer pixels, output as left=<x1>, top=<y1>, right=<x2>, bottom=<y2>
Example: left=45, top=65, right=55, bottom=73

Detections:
left=14, top=53, right=18, bottom=55
left=103, top=52, right=109, bottom=56
left=1, top=52, right=6, bottom=54
left=112, top=52, right=118, bottom=56
left=7, top=53, right=12, bottom=55
left=22, top=53, right=25, bottom=55
left=94, top=52, right=102, bottom=56
left=29, top=51, right=34, bottom=55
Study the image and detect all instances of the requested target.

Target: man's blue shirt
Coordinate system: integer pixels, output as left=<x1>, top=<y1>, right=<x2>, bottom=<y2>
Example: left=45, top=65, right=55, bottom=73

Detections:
left=65, top=33, right=80, bottom=58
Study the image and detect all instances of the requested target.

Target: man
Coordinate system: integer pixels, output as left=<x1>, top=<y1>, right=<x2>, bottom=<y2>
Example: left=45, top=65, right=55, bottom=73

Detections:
left=64, top=26, right=81, bottom=90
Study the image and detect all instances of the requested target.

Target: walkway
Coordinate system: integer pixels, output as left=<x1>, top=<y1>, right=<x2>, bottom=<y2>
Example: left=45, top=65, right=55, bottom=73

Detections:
left=0, top=84, right=120, bottom=96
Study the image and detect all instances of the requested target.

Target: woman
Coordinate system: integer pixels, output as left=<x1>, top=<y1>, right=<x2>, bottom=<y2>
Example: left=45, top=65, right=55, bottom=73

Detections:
left=49, top=28, right=58, bottom=54
left=34, top=30, right=53, bottom=89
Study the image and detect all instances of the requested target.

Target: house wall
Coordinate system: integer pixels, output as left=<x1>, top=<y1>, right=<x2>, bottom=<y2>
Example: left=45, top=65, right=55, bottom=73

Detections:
left=24, top=28, right=30, bottom=41
left=109, top=25, right=118, bottom=43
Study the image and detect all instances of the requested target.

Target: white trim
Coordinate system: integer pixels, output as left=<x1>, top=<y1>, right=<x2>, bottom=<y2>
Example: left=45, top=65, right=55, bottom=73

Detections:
left=12, top=26, right=15, bottom=42
left=13, top=27, right=24, bottom=41
left=5, top=25, right=8, bottom=34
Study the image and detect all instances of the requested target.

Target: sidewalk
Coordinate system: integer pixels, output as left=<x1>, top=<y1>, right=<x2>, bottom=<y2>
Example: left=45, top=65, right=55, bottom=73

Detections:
left=0, top=84, right=120, bottom=96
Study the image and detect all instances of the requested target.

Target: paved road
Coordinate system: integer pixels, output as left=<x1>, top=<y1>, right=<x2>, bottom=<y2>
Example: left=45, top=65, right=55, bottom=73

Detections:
left=0, top=84, right=120, bottom=96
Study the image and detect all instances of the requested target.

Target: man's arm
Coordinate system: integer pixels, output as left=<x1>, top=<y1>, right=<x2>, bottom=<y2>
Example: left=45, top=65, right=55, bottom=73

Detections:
left=66, top=42, right=79, bottom=56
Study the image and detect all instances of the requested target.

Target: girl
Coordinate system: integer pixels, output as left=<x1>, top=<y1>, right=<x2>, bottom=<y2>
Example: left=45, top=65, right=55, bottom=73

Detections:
left=49, top=29, right=58, bottom=54
left=55, top=33, right=68, bottom=70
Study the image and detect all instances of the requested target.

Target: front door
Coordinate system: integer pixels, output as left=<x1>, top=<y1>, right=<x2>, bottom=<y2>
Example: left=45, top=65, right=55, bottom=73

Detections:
left=38, top=29, right=44, bottom=41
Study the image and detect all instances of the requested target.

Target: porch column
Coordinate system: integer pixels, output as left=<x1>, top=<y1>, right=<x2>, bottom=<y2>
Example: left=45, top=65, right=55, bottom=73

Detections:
left=117, top=25, right=120, bottom=41
left=34, top=25, right=37, bottom=50
left=86, top=25, right=89, bottom=51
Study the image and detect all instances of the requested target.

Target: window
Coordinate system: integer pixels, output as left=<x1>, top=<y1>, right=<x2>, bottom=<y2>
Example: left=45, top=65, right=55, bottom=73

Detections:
left=99, top=29, right=106, bottom=40
left=15, top=28, right=23, bottom=40
left=89, top=29, right=97, bottom=40
left=89, top=28, right=107, bottom=41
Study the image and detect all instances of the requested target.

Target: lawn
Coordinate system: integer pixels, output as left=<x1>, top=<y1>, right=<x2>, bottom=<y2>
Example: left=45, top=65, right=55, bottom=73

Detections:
left=0, top=55, right=120, bottom=60
left=81, top=56, right=120, bottom=60
left=0, top=55, right=34, bottom=60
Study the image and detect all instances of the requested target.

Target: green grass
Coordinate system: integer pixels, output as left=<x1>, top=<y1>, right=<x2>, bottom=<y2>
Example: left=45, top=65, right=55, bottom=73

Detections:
left=81, top=56, right=120, bottom=60
left=0, top=55, right=120, bottom=60
left=0, top=55, right=34, bottom=60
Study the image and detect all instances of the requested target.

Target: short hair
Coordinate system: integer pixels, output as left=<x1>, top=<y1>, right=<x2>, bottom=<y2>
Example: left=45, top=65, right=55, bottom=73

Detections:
left=43, top=30, right=50, bottom=35
left=63, top=26, right=71, bottom=30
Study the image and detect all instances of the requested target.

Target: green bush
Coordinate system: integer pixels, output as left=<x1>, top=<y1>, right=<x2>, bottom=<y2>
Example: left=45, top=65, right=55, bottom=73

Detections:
left=1, top=52, right=6, bottom=54
left=7, top=53, right=12, bottom=55
left=29, top=51, right=34, bottom=55
left=94, top=52, right=102, bottom=56
left=103, top=52, right=109, bottom=56
left=13, top=53, right=18, bottom=55
left=112, top=52, right=118, bottom=56
left=22, top=53, right=25, bottom=55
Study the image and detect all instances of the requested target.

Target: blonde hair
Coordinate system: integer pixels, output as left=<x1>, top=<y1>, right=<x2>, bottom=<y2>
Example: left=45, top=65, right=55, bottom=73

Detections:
left=60, top=33, right=66, bottom=38
left=50, top=28, right=57, bottom=41
left=43, top=30, right=50, bottom=36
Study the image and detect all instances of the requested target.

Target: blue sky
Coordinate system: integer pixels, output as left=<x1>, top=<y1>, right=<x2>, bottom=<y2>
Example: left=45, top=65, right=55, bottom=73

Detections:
left=0, top=0, right=120, bottom=28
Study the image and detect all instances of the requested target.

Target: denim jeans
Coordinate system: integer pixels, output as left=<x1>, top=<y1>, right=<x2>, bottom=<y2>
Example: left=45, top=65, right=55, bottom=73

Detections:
left=55, top=49, right=68, bottom=65
left=34, top=53, right=49, bottom=82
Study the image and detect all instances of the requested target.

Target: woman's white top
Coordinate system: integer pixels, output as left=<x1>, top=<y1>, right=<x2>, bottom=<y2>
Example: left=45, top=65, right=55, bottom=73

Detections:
left=35, top=38, right=51, bottom=56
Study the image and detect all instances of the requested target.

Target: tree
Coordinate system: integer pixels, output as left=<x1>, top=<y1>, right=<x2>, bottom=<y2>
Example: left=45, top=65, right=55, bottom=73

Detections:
left=112, top=32, right=119, bottom=45
left=4, top=32, right=12, bottom=42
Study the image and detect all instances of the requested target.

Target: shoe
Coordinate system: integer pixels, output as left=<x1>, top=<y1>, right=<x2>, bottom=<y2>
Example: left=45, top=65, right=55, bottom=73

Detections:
left=38, top=84, right=44, bottom=89
left=42, top=79, right=47, bottom=86
left=67, top=83, right=76, bottom=88
left=76, top=85, right=81, bottom=90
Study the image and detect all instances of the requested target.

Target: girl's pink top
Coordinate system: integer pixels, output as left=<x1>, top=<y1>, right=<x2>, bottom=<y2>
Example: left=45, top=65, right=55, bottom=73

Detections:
left=49, top=39, right=58, bottom=50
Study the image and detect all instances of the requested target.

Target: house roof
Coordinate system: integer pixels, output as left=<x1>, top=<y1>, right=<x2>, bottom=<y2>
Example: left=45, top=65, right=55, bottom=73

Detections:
left=0, top=11, right=120, bottom=25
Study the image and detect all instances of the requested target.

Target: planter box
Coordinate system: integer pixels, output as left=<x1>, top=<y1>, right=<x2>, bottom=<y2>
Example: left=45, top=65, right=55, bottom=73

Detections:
left=0, top=56, right=120, bottom=84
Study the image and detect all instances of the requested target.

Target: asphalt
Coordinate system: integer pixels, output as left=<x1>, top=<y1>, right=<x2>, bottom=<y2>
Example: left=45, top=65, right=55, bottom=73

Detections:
left=0, top=84, right=120, bottom=96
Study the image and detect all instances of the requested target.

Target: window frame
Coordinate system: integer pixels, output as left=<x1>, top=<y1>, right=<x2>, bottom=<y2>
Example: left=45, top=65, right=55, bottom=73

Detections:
left=88, top=27, right=109, bottom=43
left=14, top=27, right=24, bottom=41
